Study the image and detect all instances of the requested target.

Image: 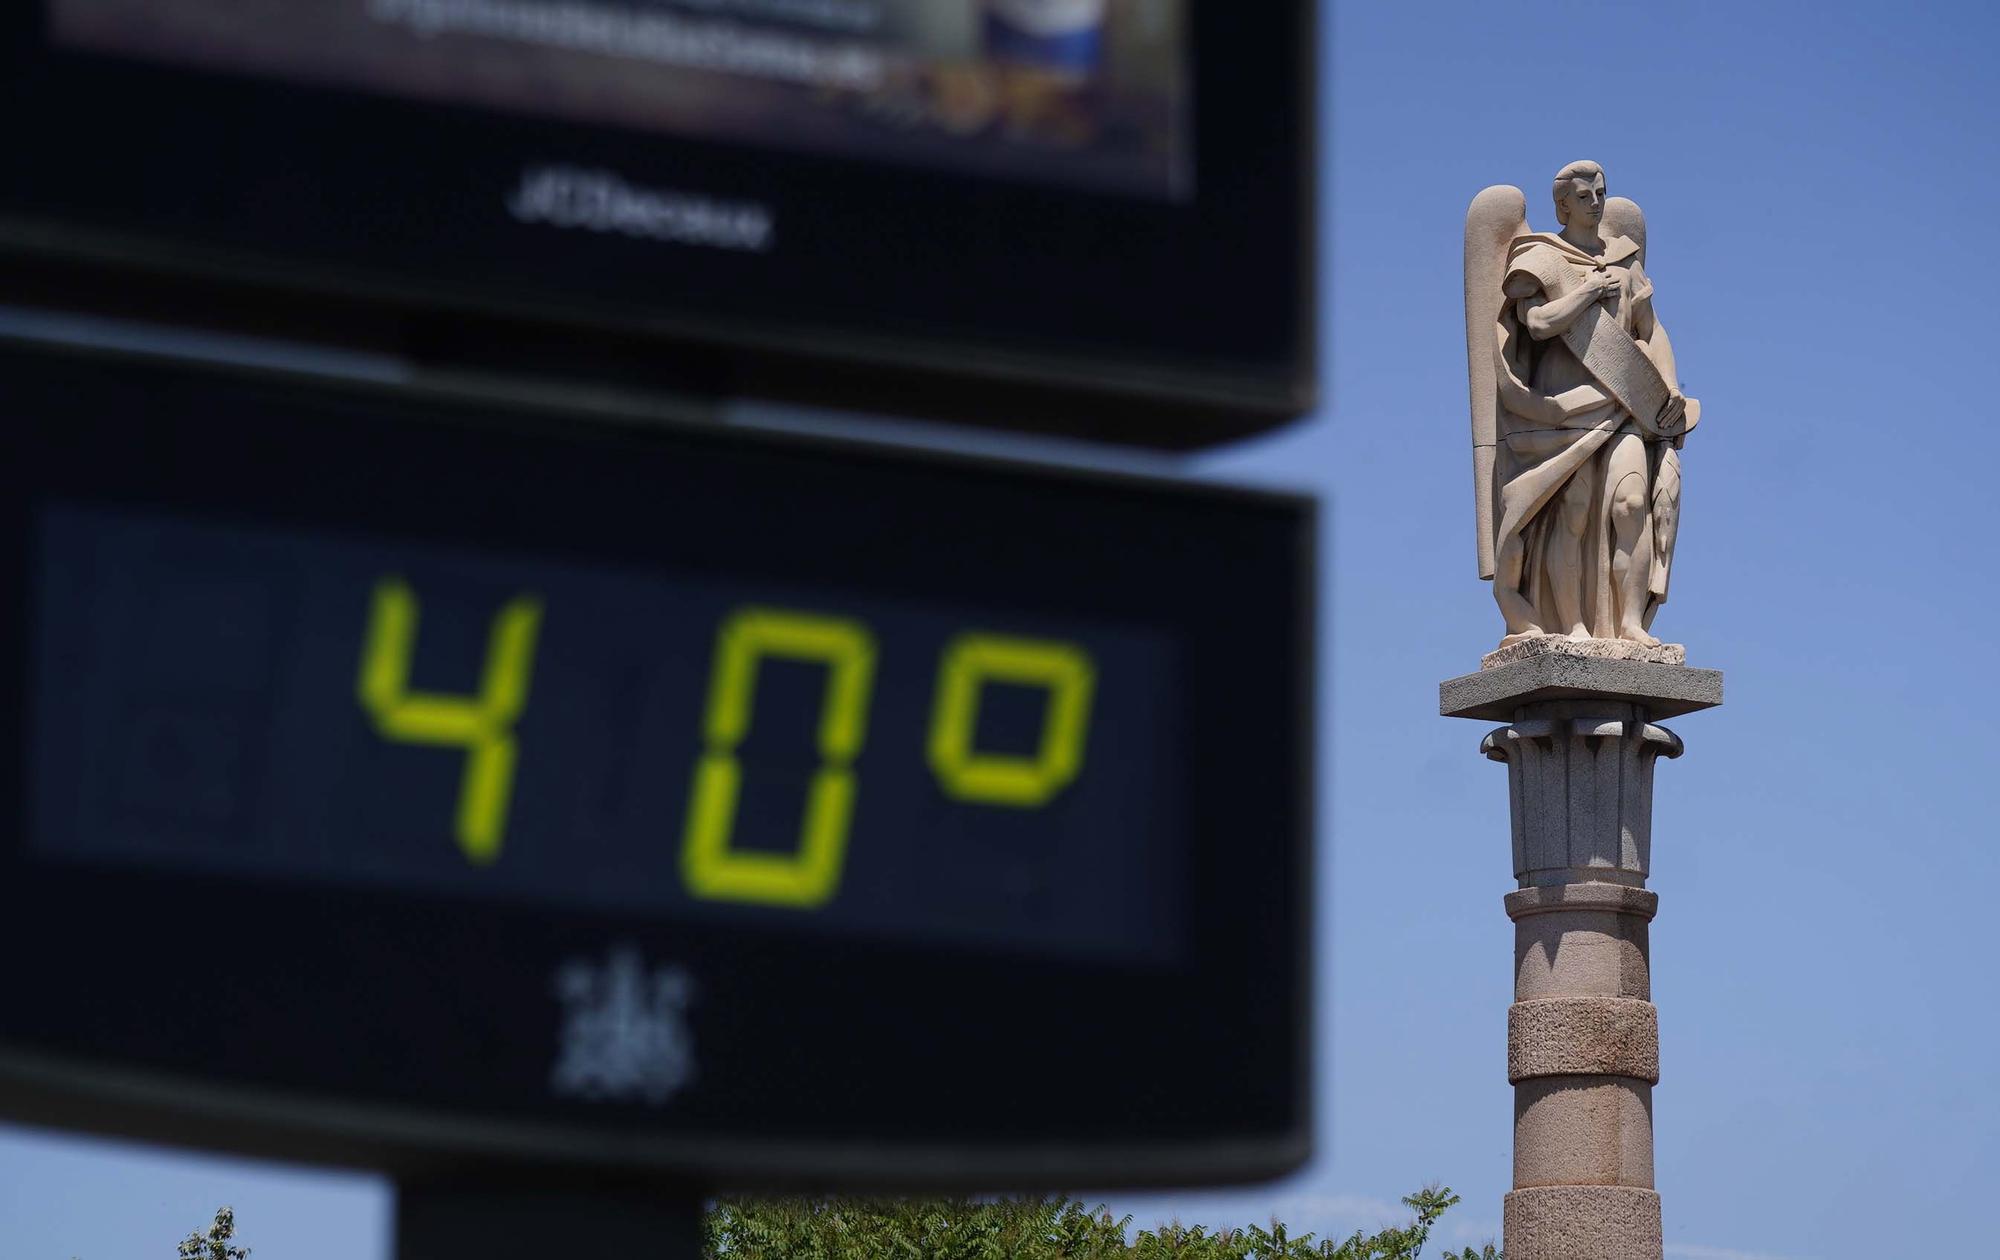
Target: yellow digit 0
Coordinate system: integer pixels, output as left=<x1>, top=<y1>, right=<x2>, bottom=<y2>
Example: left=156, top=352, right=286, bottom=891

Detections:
left=356, top=578, right=543, bottom=866
left=682, top=608, right=877, bottom=909
left=927, top=633, right=1096, bottom=807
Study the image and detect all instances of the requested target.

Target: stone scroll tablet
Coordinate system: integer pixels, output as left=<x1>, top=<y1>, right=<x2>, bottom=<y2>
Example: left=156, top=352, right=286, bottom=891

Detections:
left=1561, top=301, right=1684, bottom=438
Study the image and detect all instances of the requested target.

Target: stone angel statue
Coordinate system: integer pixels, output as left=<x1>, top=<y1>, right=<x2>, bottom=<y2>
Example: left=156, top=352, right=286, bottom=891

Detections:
left=1464, top=161, right=1700, bottom=658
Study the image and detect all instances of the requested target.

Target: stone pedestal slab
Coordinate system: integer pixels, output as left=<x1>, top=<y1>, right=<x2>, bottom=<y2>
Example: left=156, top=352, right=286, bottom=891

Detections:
left=1441, top=655, right=1722, bottom=722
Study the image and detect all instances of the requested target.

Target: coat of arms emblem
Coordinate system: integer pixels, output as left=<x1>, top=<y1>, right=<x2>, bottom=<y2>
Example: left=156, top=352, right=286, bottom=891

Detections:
left=550, top=946, right=697, bottom=1105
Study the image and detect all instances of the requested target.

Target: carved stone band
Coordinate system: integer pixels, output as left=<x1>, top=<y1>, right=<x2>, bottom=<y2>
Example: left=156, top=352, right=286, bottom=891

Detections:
left=1505, top=882, right=1659, bottom=922
left=1503, top=1186, right=1663, bottom=1260
left=1508, top=997, right=1659, bottom=1083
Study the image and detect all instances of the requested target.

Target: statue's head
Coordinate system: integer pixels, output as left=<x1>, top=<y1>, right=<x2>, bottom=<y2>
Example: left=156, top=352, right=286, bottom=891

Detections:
left=1551, top=160, right=1606, bottom=229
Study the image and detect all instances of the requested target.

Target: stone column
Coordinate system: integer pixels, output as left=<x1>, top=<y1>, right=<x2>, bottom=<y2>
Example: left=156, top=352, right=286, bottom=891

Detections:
left=1441, top=652, right=1722, bottom=1260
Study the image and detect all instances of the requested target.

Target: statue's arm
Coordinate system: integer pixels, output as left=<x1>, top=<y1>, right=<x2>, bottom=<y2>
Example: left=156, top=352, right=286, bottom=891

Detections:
left=1495, top=273, right=1613, bottom=426
left=1631, top=270, right=1696, bottom=444
left=1625, top=262, right=1679, bottom=387
left=1636, top=305, right=1681, bottom=389
left=1511, top=271, right=1617, bottom=340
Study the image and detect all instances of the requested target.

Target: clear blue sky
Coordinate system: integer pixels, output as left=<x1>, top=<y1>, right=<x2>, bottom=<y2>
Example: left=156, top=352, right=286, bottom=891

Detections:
left=5, top=2, right=1997, bottom=1257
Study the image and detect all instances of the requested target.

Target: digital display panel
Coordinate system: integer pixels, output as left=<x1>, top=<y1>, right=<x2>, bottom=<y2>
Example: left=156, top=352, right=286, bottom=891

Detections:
left=32, top=503, right=1184, bottom=963
left=47, top=0, right=1191, bottom=200
left=0, top=345, right=1310, bottom=1185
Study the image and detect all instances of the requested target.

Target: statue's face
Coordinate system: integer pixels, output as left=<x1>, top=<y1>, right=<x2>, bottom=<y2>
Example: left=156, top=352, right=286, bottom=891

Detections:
left=1558, top=173, right=1606, bottom=228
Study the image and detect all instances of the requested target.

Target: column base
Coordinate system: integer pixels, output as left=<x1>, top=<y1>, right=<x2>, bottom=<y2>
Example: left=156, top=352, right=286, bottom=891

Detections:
left=1504, top=1185, right=1661, bottom=1260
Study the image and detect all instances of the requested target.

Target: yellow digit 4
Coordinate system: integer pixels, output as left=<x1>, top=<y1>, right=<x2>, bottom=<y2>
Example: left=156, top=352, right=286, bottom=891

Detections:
left=682, top=607, right=876, bottom=909
left=356, top=578, right=543, bottom=866
left=928, top=633, right=1096, bottom=807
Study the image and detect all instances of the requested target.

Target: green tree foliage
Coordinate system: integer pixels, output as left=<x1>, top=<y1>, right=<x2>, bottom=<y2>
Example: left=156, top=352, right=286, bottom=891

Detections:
left=706, top=1186, right=1503, bottom=1260
left=170, top=1187, right=1503, bottom=1260
left=177, top=1208, right=249, bottom=1260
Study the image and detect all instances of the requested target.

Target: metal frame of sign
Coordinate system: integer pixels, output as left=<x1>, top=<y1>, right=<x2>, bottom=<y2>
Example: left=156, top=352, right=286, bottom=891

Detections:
left=0, top=339, right=1314, bottom=1189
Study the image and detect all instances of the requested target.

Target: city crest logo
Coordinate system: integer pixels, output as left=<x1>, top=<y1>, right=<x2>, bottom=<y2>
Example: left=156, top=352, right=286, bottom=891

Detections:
left=550, top=945, right=698, bottom=1105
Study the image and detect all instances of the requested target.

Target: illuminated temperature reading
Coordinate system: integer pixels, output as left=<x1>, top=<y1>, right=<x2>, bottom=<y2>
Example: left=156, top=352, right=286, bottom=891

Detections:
left=356, top=581, right=1098, bottom=908
left=683, top=608, right=877, bottom=910
left=356, top=579, right=543, bottom=866
left=930, top=634, right=1096, bottom=808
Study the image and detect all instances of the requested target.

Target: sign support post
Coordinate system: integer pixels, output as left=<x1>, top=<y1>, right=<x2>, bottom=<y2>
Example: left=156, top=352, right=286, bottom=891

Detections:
left=395, top=1174, right=704, bottom=1260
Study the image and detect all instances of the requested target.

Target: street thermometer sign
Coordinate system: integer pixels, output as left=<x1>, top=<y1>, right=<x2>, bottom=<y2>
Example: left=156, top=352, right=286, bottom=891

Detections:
left=0, top=345, right=1312, bottom=1187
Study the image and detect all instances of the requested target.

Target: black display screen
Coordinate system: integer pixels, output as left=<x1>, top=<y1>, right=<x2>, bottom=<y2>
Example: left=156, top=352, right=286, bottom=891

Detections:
left=32, top=502, right=1184, bottom=963
left=0, top=345, right=1311, bottom=1186
left=0, top=3, right=1313, bottom=447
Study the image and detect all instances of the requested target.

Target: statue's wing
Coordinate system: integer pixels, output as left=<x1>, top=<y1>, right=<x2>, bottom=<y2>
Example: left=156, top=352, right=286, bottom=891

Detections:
left=1464, top=185, right=1528, bottom=579
left=1603, top=195, right=1646, bottom=266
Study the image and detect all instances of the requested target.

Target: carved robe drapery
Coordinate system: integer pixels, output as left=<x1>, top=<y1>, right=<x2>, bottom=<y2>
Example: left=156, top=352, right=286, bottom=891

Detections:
left=1496, top=231, right=1680, bottom=636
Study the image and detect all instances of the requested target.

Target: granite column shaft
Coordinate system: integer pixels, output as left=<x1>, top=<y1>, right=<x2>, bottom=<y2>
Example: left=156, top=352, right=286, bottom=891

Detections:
left=1443, top=654, right=1721, bottom=1260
